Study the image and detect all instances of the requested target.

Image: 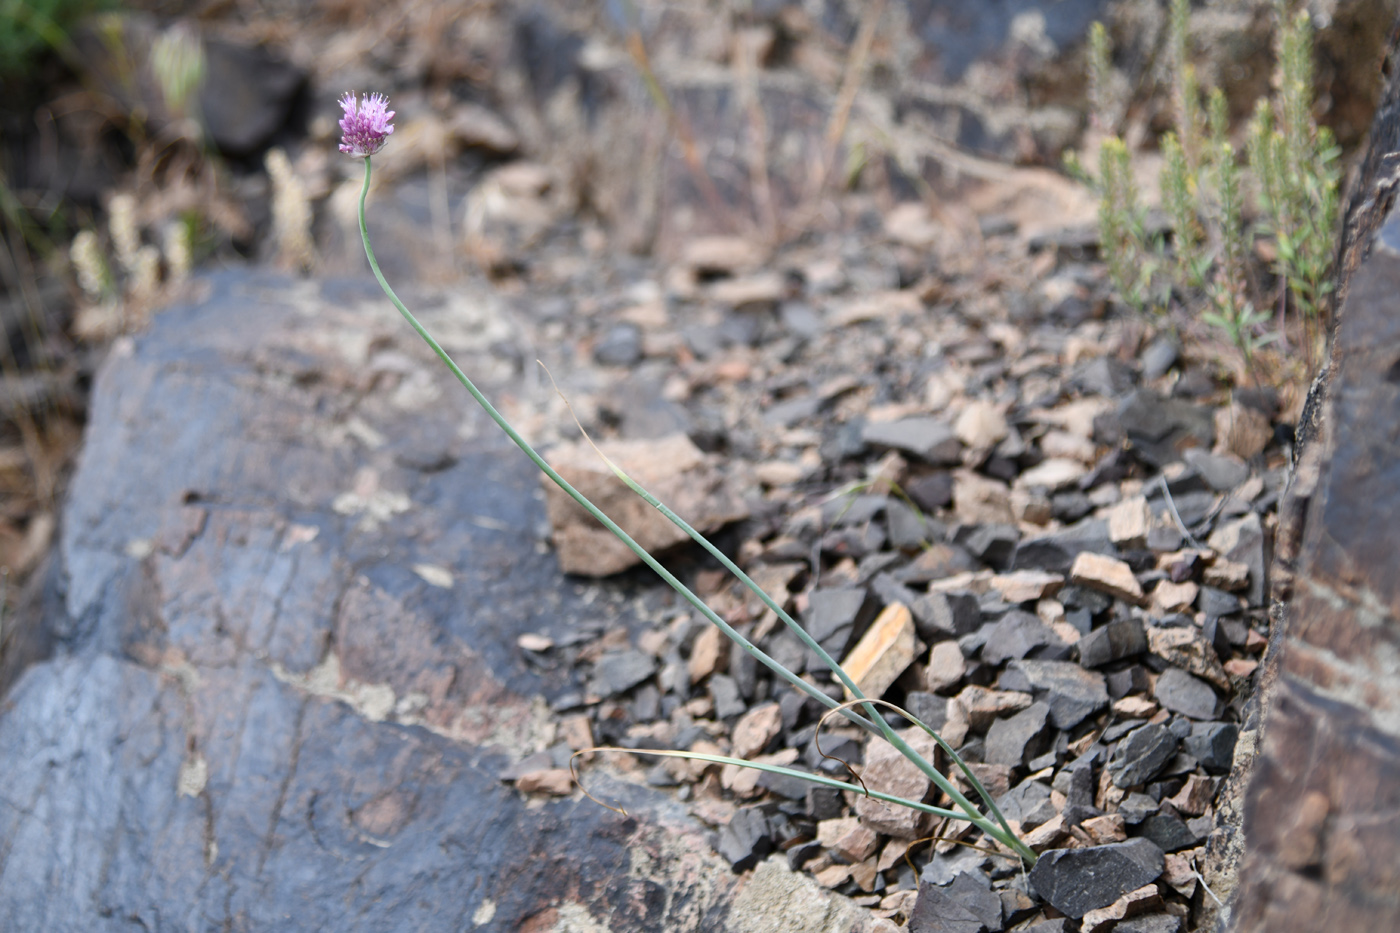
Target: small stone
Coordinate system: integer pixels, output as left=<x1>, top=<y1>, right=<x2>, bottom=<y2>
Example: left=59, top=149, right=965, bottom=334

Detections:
left=905, top=692, right=950, bottom=731
left=1139, top=811, right=1203, bottom=852
left=1079, top=883, right=1163, bottom=933
left=682, top=235, right=764, bottom=275
left=805, top=587, right=880, bottom=657
left=1146, top=627, right=1231, bottom=691
left=1070, top=552, right=1145, bottom=605
left=710, top=272, right=786, bottom=312
left=689, top=624, right=726, bottom=683
left=907, top=881, right=991, bottom=933
left=516, top=768, right=574, bottom=796
left=855, top=729, right=941, bottom=838
left=1224, top=657, right=1258, bottom=677
left=825, top=819, right=880, bottom=863
left=1203, top=557, right=1250, bottom=591
left=956, top=685, right=1034, bottom=731
left=842, top=602, right=918, bottom=700
left=990, top=570, right=1064, bottom=604
left=1077, top=618, right=1148, bottom=668
left=960, top=523, right=1020, bottom=569
left=863, top=418, right=962, bottom=465
left=1183, top=449, right=1250, bottom=491
left=1207, top=512, right=1267, bottom=606
left=1081, top=813, right=1128, bottom=845
left=1151, top=580, right=1198, bottom=615
left=717, top=806, right=773, bottom=871
left=1168, top=773, right=1215, bottom=815
left=732, top=703, right=783, bottom=758
left=954, top=400, right=1009, bottom=450
left=1112, top=696, right=1158, bottom=719
left=1140, top=336, right=1179, bottom=380
left=1153, top=668, right=1220, bottom=720
left=1007, top=659, right=1110, bottom=730
left=1107, top=496, right=1152, bottom=549
left=907, top=472, right=955, bottom=511
left=710, top=674, right=747, bottom=719
left=911, top=590, right=983, bottom=639
left=925, top=641, right=968, bottom=693
left=591, top=650, right=658, bottom=695
left=985, top=701, right=1052, bottom=766
left=980, top=611, right=1068, bottom=666
left=997, top=779, right=1057, bottom=828
left=1184, top=721, right=1238, bottom=773
left=1018, top=458, right=1087, bottom=492
left=1108, top=723, right=1178, bottom=788
left=953, top=470, right=1016, bottom=525
left=1116, top=915, right=1183, bottom=933
left=1028, top=838, right=1165, bottom=919
left=593, top=323, right=643, bottom=366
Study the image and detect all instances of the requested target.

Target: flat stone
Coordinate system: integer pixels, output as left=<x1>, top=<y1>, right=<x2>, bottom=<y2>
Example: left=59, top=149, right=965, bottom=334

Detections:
left=956, top=685, right=1035, bottom=731
left=906, top=472, right=955, bottom=511
left=907, top=881, right=989, bottom=933
left=925, top=641, right=968, bottom=693
left=1151, top=580, right=1199, bottom=614
left=710, top=673, right=747, bottom=719
left=1069, top=552, right=1145, bottom=605
left=593, top=322, right=643, bottom=366
left=953, top=470, right=1016, bottom=525
left=1108, top=496, right=1152, bottom=548
left=543, top=433, right=749, bottom=576
left=681, top=235, right=765, bottom=275
left=717, top=806, right=773, bottom=870
left=732, top=702, right=783, bottom=758
left=688, top=624, right=726, bottom=683
left=863, top=417, right=962, bottom=464
left=1153, top=668, right=1220, bottom=720
left=1007, top=659, right=1110, bottom=730
left=1184, top=721, right=1238, bottom=773
left=1206, top=511, right=1267, bottom=606
left=985, top=700, right=1052, bottom=766
left=1077, top=618, right=1148, bottom=668
left=1108, top=723, right=1178, bottom=788
left=841, top=602, right=918, bottom=700
left=905, top=691, right=949, bottom=731
left=1214, top=401, right=1272, bottom=460
left=1018, top=457, right=1087, bottom=492
left=590, top=650, right=658, bottom=696
left=990, top=570, right=1063, bottom=604
left=980, top=611, right=1067, bottom=666
left=1202, top=556, right=1250, bottom=591
left=1146, top=626, right=1231, bottom=691
left=1139, top=811, right=1205, bottom=852
left=516, top=768, right=574, bottom=796
left=1028, top=838, right=1165, bottom=919
left=1013, top=520, right=1116, bottom=575
left=911, top=590, right=983, bottom=639
left=955, top=400, right=1010, bottom=450
left=804, top=587, right=880, bottom=657
left=1116, top=915, right=1183, bottom=933
left=1183, top=448, right=1250, bottom=491
left=854, top=728, right=940, bottom=838
left=1079, top=883, right=1163, bottom=933
left=709, top=272, right=786, bottom=312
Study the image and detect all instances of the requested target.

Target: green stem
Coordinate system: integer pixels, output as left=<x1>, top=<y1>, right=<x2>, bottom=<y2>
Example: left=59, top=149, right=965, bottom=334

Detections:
left=355, top=157, right=873, bottom=732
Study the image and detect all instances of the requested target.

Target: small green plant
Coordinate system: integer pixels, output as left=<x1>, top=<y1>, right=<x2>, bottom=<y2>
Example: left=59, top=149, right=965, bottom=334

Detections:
left=0, top=0, right=108, bottom=79
left=338, top=91, right=1036, bottom=866
left=1079, top=0, right=1341, bottom=379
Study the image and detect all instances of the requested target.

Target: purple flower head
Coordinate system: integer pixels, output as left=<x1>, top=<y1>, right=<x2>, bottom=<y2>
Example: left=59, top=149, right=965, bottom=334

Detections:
left=338, top=92, right=395, bottom=158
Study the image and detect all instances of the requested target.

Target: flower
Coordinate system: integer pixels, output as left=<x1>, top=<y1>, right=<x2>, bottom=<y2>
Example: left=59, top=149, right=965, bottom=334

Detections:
left=338, top=92, right=395, bottom=158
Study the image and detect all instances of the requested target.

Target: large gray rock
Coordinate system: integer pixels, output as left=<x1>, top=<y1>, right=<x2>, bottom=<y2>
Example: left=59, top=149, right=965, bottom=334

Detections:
left=0, top=271, right=756, bottom=931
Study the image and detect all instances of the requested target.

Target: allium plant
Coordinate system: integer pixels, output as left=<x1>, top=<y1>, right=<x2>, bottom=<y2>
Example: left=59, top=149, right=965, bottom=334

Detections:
left=340, top=92, right=1035, bottom=867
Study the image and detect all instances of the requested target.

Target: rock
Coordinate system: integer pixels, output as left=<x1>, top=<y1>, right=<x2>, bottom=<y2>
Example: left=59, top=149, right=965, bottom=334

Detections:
left=542, top=433, right=750, bottom=576
left=959, top=523, right=1021, bottom=569
left=953, top=471, right=1016, bottom=525
left=955, top=685, right=1035, bottom=732
left=1013, top=520, right=1117, bottom=575
left=727, top=855, right=868, bottom=932
left=985, top=700, right=1052, bottom=766
left=1206, top=511, right=1268, bottom=606
left=1108, top=723, right=1178, bottom=788
left=1153, top=668, right=1220, bottom=720
left=804, top=587, right=880, bottom=658
left=1183, top=449, right=1250, bottom=491
left=710, top=272, right=786, bottom=312
left=1069, top=552, right=1145, bottom=605
left=998, top=778, right=1057, bottom=829
left=909, top=871, right=1003, bottom=933
left=1108, top=496, right=1152, bottom=549
left=1140, top=336, right=1180, bottom=380
left=593, top=322, right=643, bottom=366
left=1116, top=915, right=1183, bottom=933
left=924, top=641, right=968, bottom=694
left=954, top=400, right=1009, bottom=450
left=1079, top=883, right=1163, bottom=932
left=911, top=590, right=983, bottom=640
left=1115, top=390, right=1215, bottom=467
left=590, top=650, right=657, bottom=696
left=887, top=500, right=937, bottom=549
left=718, top=806, right=774, bottom=872
left=1140, top=811, right=1206, bottom=853
left=1006, top=659, right=1110, bottom=730
left=1018, top=458, right=1087, bottom=492
left=732, top=703, right=783, bottom=759
left=842, top=602, right=918, bottom=700
left=863, top=417, right=962, bottom=465
left=907, top=472, right=955, bottom=511
left=989, top=570, right=1063, bottom=604
left=689, top=624, right=727, bottom=683
left=854, top=729, right=940, bottom=839
left=1145, top=626, right=1231, bottom=692
left=1077, top=618, right=1148, bottom=668
left=711, top=673, right=747, bottom=719
left=1184, top=721, right=1238, bottom=773
left=979, top=611, right=1067, bottom=666
left=1202, top=557, right=1250, bottom=592
left=1151, top=580, right=1199, bottom=615
left=1028, top=838, right=1165, bottom=919
left=517, top=768, right=574, bottom=796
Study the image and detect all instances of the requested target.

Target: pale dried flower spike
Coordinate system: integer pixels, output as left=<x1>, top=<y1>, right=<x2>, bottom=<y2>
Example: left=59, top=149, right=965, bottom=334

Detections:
left=338, top=92, right=395, bottom=158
